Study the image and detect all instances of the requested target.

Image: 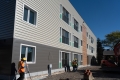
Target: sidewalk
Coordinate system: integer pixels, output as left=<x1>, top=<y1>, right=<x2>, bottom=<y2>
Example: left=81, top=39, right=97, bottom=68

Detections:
left=25, top=70, right=65, bottom=80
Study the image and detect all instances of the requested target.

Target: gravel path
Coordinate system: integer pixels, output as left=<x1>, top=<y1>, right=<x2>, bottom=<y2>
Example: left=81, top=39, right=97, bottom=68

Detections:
left=42, top=66, right=120, bottom=80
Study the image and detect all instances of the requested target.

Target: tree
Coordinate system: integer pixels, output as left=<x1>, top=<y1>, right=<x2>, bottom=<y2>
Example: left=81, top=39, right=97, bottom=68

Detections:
left=102, top=31, right=120, bottom=49
left=97, top=38, right=104, bottom=65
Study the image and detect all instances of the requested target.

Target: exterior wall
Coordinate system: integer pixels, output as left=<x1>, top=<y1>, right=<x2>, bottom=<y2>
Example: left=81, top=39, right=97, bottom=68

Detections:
left=0, top=0, right=97, bottom=79
left=12, top=38, right=81, bottom=73
left=0, top=0, right=16, bottom=76
left=0, top=38, right=13, bottom=75
left=85, top=22, right=97, bottom=58
left=14, top=0, right=83, bottom=53
left=0, top=0, right=16, bottom=39
left=12, top=38, right=59, bottom=72
left=82, top=24, right=87, bottom=65
left=13, top=0, right=97, bottom=67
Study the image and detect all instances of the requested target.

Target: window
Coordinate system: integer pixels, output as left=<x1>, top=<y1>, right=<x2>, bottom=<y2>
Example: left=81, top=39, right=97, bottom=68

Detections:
left=91, top=37, right=94, bottom=43
left=87, top=44, right=88, bottom=49
left=62, top=7, right=69, bottom=24
left=81, top=26, right=82, bottom=31
left=91, top=47, right=93, bottom=53
left=89, top=35, right=90, bottom=39
left=74, top=19, right=78, bottom=31
left=62, top=29, right=69, bottom=45
left=87, top=32, right=88, bottom=37
left=74, top=36, right=78, bottom=48
left=20, top=44, right=36, bottom=63
left=81, top=40, right=82, bottom=46
left=23, top=6, right=37, bottom=25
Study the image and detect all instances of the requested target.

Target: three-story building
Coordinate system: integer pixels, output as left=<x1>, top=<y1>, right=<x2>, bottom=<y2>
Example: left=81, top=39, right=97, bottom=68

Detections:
left=0, top=0, right=97, bottom=79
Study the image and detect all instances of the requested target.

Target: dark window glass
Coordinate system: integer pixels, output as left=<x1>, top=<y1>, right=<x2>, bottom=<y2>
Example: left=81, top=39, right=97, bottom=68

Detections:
left=24, top=8, right=28, bottom=21
left=91, top=37, right=94, bottom=43
left=21, top=46, right=26, bottom=59
left=91, top=47, right=93, bottom=53
left=81, top=40, right=82, bottom=46
left=74, top=19, right=78, bottom=31
left=62, top=7, right=69, bottom=24
left=81, top=26, right=82, bottom=31
left=62, top=29, right=69, bottom=45
left=27, top=47, right=34, bottom=62
left=62, top=52, right=69, bottom=67
left=29, top=11, right=35, bottom=24
left=74, top=36, right=78, bottom=48
left=21, top=45, right=35, bottom=62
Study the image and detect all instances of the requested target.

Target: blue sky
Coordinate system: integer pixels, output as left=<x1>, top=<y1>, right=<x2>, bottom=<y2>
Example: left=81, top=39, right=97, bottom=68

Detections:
left=69, top=0, right=120, bottom=40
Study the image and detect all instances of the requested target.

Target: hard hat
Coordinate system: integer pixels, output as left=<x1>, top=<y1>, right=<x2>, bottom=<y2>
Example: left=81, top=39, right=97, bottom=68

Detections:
left=74, top=58, right=77, bottom=60
left=22, top=57, right=27, bottom=61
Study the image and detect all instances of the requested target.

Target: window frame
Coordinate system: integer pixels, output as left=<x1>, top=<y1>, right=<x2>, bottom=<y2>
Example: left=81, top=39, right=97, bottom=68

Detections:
left=74, top=19, right=79, bottom=32
left=74, top=36, right=79, bottom=48
left=81, top=26, right=82, bottom=32
left=62, top=29, right=69, bottom=45
left=23, top=5, right=37, bottom=26
left=91, top=37, right=94, bottom=43
left=60, top=51, right=71, bottom=68
left=91, top=47, right=93, bottom=53
left=62, top=7, right=69, bottom=24
left=20, top=44, right=36, bottom=64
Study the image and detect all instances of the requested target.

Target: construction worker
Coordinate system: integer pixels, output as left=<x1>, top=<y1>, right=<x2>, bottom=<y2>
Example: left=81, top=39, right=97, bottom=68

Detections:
left=72, top=59, right=78, bottom=72
left=17, top=57, right=27, bottom=80
left=84, top=69, right=94, bottom=80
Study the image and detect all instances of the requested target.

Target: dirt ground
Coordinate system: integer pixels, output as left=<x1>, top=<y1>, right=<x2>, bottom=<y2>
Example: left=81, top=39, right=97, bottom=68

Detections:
left=42, top=66, right=120, bottom=80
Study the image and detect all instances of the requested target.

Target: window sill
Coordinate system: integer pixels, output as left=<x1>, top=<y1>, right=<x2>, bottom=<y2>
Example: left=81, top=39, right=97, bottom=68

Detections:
left=22, top=20, right=37, bottom=27
left=26, top=62, right=36, bottom=64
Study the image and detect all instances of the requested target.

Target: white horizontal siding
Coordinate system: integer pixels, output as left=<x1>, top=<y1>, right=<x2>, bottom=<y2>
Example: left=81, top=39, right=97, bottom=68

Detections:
left=14, top=0, right=96, bottom=53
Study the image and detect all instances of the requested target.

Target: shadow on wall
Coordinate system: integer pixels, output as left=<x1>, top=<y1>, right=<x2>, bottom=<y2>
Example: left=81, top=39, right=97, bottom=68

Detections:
left=91, top=56, right=98, bottom=66
left=10, top=62, right=17, bottom=80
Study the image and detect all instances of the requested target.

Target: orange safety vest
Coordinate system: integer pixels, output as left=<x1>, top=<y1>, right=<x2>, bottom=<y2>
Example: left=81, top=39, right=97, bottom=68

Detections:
left=18, top=61, right=25, bottom=73
left=72, top=61, right=77, bottom=66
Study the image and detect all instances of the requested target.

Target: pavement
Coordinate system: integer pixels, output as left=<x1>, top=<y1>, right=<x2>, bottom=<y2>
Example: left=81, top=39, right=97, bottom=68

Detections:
left=26, top=66, right=120, bottom=80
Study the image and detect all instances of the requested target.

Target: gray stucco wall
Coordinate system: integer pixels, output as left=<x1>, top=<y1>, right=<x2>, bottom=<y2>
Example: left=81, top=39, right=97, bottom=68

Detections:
left=12, top=38, right=82, bottom=73
left=12, top=38, right=59, bottom=73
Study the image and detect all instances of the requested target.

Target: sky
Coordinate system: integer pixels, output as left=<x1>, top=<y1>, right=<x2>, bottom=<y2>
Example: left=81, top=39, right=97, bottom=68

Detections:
left=69, top=0, right=120, bottom=40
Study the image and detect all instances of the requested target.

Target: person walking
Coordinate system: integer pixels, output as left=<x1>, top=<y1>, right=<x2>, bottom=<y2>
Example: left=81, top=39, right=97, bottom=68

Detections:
left=17, top=57, right=27, bottom=80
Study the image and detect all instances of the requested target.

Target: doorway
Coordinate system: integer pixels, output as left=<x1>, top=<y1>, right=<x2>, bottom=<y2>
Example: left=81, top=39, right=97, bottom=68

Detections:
left=62, top=52, right=69, bottom=67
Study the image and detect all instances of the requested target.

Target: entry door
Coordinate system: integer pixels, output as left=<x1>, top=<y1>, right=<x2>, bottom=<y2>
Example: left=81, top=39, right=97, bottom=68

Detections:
left=62, top=52, right=69, bottom=67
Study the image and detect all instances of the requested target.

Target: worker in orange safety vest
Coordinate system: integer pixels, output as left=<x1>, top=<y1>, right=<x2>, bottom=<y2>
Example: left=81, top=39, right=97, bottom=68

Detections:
left=72, top=59, right=78, bottom=72
left=17, top=57, right=27, bottom=80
